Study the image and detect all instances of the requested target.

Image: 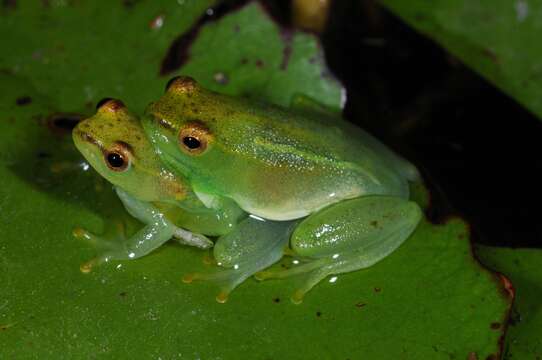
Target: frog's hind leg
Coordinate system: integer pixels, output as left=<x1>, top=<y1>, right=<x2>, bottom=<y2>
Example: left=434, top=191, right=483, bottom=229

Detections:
left=182, top=218, right=298, bottom=303
left=183, top=254, right=278, bottom=304
left=255, top=196, right=422, bottom=304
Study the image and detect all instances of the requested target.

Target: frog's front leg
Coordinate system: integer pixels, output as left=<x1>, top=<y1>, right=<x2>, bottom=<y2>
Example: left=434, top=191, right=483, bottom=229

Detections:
left=256, top=196, right=422, bottom=304
left=74, top=188, right=212, bottom=272
left=183, top=217, right=299, bottom=303
left=117, top=187, right=213, bottom=250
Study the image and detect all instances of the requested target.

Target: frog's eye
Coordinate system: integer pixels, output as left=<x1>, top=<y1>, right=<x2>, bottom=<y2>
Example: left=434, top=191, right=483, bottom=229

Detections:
left=178, top=122, right=211, bottom=155
left=104, top=142, right=132, bottom=172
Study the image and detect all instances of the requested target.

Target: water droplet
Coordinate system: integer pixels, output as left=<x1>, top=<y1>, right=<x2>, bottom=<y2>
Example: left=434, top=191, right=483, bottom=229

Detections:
left=150, top=14, right=165, bottom=30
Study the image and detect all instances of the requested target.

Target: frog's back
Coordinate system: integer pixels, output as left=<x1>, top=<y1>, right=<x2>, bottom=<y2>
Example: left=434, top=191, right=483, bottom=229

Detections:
left=247, top=101, right=418, bottom=188
left=207, top=98, right=419, bottom=220
left=261, top=103, right=420, bottom=183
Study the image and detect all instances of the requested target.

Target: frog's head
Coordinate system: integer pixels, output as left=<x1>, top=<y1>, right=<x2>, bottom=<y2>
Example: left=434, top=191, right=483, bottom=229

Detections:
left=72, top=99, right=188, bottom=202
left=142, top=76, right=263, bottom=194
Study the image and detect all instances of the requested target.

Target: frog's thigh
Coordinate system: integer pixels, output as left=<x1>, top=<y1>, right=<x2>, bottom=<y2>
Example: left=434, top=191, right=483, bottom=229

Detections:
left=292, top=195, right=422, bottom=265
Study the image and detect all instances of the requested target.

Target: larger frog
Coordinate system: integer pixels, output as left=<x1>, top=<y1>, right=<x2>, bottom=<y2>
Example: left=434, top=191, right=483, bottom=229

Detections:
left=142, top=76, right=423, bottom=303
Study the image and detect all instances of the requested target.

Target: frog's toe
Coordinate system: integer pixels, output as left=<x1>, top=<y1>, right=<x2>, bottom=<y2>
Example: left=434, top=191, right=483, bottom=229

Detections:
left=183, top=270, right=234, bottom=304
left=215, top=290, right=230, bottom=304
left=291, top=289, right=305, bottom=305
left=73, top=227, right=97, bottom=246
left=74, top=225, right=128, bottom=272
left=80, top=259, right=95, bottom=274
left=80, top=257, right=100, bottom=273
left=181, top=267, right=252, bottom=303
left=255, top=258, right=327, bottom=281
left=72, top=224, right=124, bottom=250
left=290, top=266, right=335, bottom=304
left=79, top=253, right=114, bottom=273
left=182, top=272, right=196, bottom=283
left=255, top=259, right=339, bottom=303
left=201, top=253, right=216, bottom=265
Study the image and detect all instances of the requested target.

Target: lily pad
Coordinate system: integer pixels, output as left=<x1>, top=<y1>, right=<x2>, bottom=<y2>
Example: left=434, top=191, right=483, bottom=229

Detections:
left=0, top=0, right=216, bottom=114
left=476, top=246, right=542, bottom=359
left=0, top=1, right=512, bottom=358
left=380, top=0, right=542, bottom=120
left=176, top=2, right=343, bottom=109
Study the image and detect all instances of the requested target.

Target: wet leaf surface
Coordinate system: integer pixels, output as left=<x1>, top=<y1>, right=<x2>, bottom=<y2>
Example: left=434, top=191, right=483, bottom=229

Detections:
left=0, top=1, right=511, bottom=358
left=476, top=246, right=542, bottom=359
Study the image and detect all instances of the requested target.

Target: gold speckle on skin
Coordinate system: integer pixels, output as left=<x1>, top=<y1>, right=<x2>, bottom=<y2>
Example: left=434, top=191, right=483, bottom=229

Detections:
left=166, top=76, right=199, bottom=94
left=97, top=99, right=126, bottom=113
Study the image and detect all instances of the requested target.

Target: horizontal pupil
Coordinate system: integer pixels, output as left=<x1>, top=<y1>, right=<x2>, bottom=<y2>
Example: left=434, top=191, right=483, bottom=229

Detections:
left=107, top=153, right=124, bottom=167
left=183, top=136, right=201, bottom=149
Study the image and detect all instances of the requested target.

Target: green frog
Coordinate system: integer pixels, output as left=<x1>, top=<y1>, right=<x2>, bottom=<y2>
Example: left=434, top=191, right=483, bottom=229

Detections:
left=72, top=99, right=296, bottom=302
left=141, top=76, right=423, bottom=303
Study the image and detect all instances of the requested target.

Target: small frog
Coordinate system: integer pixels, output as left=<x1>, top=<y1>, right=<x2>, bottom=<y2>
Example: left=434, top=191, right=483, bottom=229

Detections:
left=142, top=76, right=423, bottom=303
left=73, top=99, right=295, bottom=301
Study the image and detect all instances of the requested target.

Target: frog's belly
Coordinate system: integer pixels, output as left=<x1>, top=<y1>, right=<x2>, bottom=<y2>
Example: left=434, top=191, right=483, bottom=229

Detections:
left=236, top=168, right=408, bottom=221
left=238, top=187, right=362, bottom=220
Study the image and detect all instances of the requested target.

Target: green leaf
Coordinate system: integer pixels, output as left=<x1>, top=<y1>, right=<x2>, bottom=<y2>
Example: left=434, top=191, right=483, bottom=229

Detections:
left=0, top=0, right=216, bottom=114
left=176, top=2, right=343, bottom=110
left=380, top=0, right=542, bottom=120
left=476, top=246, right=542, bottom=359
left=0, top=1, right=511, bottom=358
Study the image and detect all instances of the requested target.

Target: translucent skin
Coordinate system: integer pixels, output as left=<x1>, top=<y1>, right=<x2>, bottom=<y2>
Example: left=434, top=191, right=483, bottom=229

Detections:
left=72, top=99, right=245, bottom=236
left=143, top=77, right=420, bottom=221
left=141, top=77, right=423, bottom=303
left=73, top=81, right=423, bottom=304
left=71, top=101, right=290, bottom=297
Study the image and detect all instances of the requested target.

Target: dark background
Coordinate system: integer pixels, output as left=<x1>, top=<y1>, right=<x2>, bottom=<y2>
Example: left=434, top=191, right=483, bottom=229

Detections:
left=170, top=0, right=542, bottom=248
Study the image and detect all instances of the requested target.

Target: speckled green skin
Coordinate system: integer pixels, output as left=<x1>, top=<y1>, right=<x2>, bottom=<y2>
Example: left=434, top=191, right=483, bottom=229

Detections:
left=143, top=77, right=419, bottom=221
left=72, top=100, right=246, bottom=270
left=73, top=100, right=245, bottom=237
left=142, top=77, right=423, bottom=303
left=72, top=102, right=297, bottom=302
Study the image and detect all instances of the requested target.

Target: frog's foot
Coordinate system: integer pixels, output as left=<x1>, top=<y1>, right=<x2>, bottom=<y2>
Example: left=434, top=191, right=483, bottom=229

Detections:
left=182, top=218, right=297, bottom=303
left=257, top=196, right=422, bottom=304
left=256, top=227, right=417, bottom=304
left=182, top=267, right=253, bottom=304
left=254, top=257, right=330, bottom=304
left=182, top=243, right=287, bottom=304
left=73, top=225, right=123, bottom=249
left=73, top=215, right=176, bottom=273
left=73, top=224, right=128, bottom=273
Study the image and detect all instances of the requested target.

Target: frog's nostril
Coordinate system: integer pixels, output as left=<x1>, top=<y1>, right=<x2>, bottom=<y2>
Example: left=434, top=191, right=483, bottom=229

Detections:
left=165, top=75, right=198, bottom=94
left=96, top=98, right=125, bottom=112
left=156, top=116, right=174, bottom=131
